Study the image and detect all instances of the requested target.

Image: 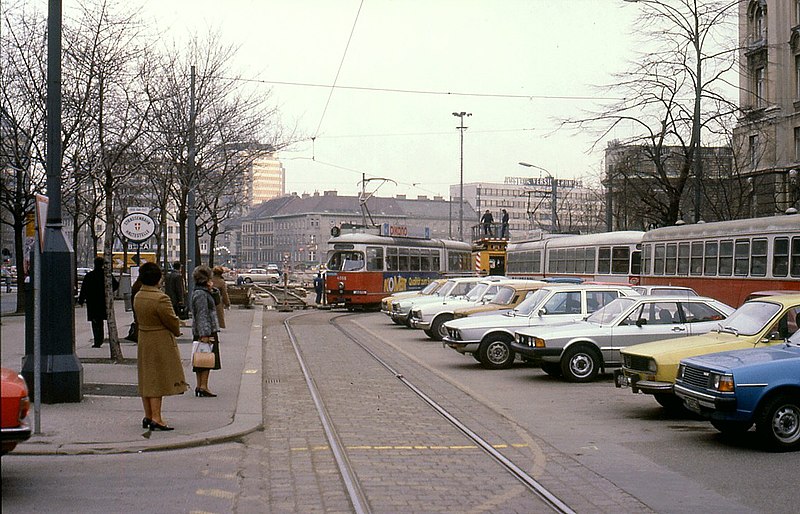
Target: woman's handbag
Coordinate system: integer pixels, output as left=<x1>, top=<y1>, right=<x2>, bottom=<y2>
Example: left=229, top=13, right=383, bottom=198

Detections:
left=210, top=287, right=221, bottom=306
left=191, top=341, right=215, bottom=368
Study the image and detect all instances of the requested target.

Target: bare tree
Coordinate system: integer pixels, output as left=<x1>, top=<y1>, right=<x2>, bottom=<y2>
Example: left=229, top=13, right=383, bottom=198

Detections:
left=567, top=0, right=742, bottom=227
left=0, top=4, right=48, bottom=312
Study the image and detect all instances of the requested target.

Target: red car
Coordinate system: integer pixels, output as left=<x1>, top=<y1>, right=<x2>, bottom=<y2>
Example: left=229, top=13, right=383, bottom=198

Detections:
left=1, top=367, right=31, bottom=455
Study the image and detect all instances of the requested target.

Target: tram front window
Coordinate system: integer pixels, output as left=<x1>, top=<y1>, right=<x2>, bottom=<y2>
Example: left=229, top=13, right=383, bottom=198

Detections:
left=327, top=251, right=365, bottom=271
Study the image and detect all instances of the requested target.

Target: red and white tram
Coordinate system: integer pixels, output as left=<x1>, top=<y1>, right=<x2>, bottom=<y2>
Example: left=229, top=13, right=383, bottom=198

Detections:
left=639, top=214, right=800, bottom=306
left=506, top=231, right=644, bottom=284
left=324, top=231, right=472, bottom=309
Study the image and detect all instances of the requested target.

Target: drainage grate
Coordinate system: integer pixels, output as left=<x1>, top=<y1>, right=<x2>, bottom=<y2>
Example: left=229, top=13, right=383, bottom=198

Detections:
left=80, top=357, right=137, bottom=365
left=83, top=383, right=139, bottom=397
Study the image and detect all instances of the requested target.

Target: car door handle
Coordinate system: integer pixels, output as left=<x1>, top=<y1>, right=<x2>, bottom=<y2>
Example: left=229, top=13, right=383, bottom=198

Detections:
left=671, top=326, right=687, bottom=332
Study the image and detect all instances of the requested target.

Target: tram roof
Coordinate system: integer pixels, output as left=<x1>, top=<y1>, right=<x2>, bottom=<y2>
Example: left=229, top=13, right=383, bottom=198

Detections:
left=328, top=232, right=471, bottom=249
left=508, top=230, right=644, bottom=250
left=642, top=214, right=799, bottom=243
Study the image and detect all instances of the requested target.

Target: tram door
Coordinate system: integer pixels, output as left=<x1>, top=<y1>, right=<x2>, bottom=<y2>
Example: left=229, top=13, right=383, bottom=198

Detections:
left=488, top=255, right=505, bottom=276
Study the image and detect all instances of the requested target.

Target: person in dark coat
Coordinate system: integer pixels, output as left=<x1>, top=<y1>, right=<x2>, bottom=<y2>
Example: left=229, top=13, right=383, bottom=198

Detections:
left=164, top=261, right=186, bottom=319
left=78, top=256, right=119, bottom=347
left=500, top=209, right=510, bottom=238
left=480, top=210, right=494, bottom=236
left=313, top=272, right=324, bottom=305
left=191, top=265, right=221, bottom=397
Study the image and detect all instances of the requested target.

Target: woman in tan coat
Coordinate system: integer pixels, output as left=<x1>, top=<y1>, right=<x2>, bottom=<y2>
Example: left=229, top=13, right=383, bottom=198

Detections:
left=211, top=266, right=231, bottom=329
left=134, top=262, right=189, bottom=431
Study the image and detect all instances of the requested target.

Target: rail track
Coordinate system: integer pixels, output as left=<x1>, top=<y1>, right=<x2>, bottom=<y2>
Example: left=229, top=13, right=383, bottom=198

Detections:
left=283, top=311, right=576, bottom=514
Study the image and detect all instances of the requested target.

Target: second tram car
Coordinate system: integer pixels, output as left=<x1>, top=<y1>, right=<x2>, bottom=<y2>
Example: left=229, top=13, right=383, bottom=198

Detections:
left=639, top=214, right=800, bottom=306
left=506, top=231, right=644, bottom=284
left=324, top=232, right=472, bottom=309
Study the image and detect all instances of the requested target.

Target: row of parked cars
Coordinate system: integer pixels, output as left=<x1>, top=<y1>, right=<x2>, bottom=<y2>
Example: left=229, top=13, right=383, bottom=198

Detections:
left=381, top=276, right=800, bottom=451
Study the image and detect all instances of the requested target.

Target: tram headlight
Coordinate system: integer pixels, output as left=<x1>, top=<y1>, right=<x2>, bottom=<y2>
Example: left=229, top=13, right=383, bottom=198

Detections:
left=338, top=281, right=344, bottom=292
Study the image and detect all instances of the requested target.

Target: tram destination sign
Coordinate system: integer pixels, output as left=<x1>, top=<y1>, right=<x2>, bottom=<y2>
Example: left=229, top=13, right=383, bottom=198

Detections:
left=381, top=223, right=430, bottom=239
left=120, top=212, right=156, bottom=243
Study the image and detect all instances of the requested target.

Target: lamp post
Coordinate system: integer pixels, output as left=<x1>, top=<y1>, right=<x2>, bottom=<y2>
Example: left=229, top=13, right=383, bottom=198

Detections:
left=519, top=162, right=557, bottom=233
left=452, top=111, right=471, bottom=241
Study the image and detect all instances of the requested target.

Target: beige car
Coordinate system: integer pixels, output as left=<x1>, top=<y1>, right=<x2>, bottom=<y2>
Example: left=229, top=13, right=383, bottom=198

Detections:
left=452, top=280, right=546, bottom=319
left=615, top=294, right=800, bottom=410
left=381, top=279, right=447, bottom=324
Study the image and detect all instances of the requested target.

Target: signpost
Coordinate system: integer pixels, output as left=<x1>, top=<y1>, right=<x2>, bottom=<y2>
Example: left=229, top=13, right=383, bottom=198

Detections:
left=120, top=212, right=156, bottom=267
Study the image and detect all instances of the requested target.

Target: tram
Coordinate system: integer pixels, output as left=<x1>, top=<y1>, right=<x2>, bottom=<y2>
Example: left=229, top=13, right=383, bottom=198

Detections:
left=324, top=227, right=472, bottom=309
left=505, top=231, right=644, bottom=284
left=639, top=213, right=800, bottom=306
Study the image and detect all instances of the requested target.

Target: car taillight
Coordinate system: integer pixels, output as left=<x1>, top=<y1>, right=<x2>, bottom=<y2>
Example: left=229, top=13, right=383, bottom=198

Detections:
left=19, top=395, right=30, bottom=421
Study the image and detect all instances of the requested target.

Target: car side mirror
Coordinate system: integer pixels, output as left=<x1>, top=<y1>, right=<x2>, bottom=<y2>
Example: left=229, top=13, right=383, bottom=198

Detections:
left=636, top=318, right=647, bottom=327
left=537, top=308, right=546, bottom=316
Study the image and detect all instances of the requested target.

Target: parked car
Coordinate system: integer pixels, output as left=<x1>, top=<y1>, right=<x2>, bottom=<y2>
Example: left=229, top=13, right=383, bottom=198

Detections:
left=237, top=268, right=279, bottom=284
left=390, top=277, right=500, bottom=327
left=381, top=279, right=447, bottom=322
left=443, top=284, right=639, bottom=369
left=1, top=368, right=31, bottom=455
left=452, top=280, right=546, bottom=319
left=616, top=294, right=800, bottom=410
left=674, top=329, right=800, bottom=451
left=632, top=285, right=698, bottom=297
left=409, top=279, right=525, bottom=340
left=512, top=295, right=734, bottom=382
left=76, top=267, right=92, bottom=280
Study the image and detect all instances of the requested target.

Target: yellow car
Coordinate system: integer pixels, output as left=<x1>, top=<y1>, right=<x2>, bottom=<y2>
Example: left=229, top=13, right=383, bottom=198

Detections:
left=452, top=280, right=546, bottom=319
left=381, top=279, right=447, bottom=324
left=615, top=294, right=800, bottom=410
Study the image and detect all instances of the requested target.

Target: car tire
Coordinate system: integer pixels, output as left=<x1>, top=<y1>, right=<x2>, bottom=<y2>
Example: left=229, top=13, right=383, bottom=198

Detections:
left=540, top=361, right=563, bottom=378
left=654, top=393, right=685, bottom=412
left=429, top=314, right=453, bottom=341
left=478, top=334, right=515, bottom=370
left=471, top=352, right=483, bottom=363
left=244, top=277, right=253, bottom=284
left=560, top=345, right=601, bottom=382
left=756, top=394, right=800, bottom=452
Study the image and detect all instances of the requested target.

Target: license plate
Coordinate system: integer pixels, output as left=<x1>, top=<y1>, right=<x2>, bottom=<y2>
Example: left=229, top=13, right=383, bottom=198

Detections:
left=684, top=397, right=700, bottom=413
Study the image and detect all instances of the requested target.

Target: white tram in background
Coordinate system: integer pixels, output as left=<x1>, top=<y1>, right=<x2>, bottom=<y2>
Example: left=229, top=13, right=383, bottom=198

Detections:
left=639, top=213, right=800, bottom=306
left=324, top=229, right=472, bottom=309
left=506, top=231, right=644, bottom=284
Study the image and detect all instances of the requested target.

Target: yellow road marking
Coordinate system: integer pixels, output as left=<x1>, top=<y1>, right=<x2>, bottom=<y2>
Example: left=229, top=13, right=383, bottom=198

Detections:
left=196, top=489, right=236, bottom=499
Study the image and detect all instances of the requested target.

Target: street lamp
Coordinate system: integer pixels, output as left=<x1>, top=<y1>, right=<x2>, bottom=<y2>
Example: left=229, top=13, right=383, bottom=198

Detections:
left=519, top=162, right=557, bottom=233
left=453, top=111, right=471, bottom=241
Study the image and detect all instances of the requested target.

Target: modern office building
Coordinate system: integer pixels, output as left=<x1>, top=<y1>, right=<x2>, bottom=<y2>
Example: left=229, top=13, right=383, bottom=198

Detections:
left=249, top=151, right=285, bottom=205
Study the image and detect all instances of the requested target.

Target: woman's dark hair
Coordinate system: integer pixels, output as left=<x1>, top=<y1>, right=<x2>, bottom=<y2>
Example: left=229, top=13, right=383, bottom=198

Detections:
left=139, top=262, right=162, bottom=286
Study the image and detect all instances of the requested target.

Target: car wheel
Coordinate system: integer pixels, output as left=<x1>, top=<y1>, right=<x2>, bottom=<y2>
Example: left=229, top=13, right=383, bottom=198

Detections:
left=478, top=335, right=515, bottom=370
left=244, top=277, right=252, bottom=284
left=560, top=345, right=600, bottom=382
left=540, top=362, right=562, bottom=378
left=654, top=393, right=685, bottom=412
left=391, top=317, right=404, bottom=325
left=756, top=394, right=800, bottom=452
left=429, top=314, right=453, bottom=341
left=423, top=329, right=436, bottom=339
left=710, top=419, right=752, bottom=435
left=471, top=352, right=482, bottom=363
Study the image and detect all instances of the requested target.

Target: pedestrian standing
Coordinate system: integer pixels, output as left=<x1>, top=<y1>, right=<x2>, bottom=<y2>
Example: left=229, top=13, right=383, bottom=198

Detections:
left=313, top=272, right=324, bottom=305
left=134, top=262, right=188, bottom=432
left=480, top=209, right=494, bottom=236
left=164, top=261, right=186, bottom=319
left=500, top=209, right=509, bottom=238
left=191, top=265, right=221, bottom=397
left=78, top=256, right=119, bottom=347
left=211, top=266, right=231, bottom=329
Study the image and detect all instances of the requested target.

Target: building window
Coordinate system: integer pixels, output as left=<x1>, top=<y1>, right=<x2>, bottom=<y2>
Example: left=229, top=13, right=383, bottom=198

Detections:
left=750, top=1, right=765, bottom=42
left=796, top=0, right=800, bottom=25
left=749, top=134, right=759, bottom=169
left=795, top=127, right=800, bottom=162
left=796, top=54, right=800, bottom=100
left=754, top=66, right=765, bottom=107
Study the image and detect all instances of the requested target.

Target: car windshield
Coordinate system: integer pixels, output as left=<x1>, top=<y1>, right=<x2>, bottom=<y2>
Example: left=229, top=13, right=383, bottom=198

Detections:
left=513, top=288, right=550, bottom=316
left=465, top=283, right=489, bottom=301
left=586, top=297, right=636, bottom=325
left=421, top=281, right=440, bottom=294
left=490, top=286, right=517, bottom=305
left=716, top=301, right=783, bottom=336
left=436, top=281, right=458, bottom=297
left=326, top=251, right=364, bottom=271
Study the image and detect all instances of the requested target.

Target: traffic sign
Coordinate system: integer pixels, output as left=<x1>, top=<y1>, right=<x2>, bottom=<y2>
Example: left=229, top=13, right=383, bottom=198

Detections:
left=120, top=213, right=155, bottom=243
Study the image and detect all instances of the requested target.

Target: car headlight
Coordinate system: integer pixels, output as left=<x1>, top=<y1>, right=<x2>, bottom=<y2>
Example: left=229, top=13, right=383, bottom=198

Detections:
left=533, top=337, right=546, bottom=348
left=677, top=363, right=685, bottom=380
left=647, top=359, right=657, bottom=373
left=711, top=373, right=734, bottom=392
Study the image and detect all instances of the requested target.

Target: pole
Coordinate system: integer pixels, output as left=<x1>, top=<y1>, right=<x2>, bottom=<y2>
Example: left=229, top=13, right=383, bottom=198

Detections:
left=33, top=238, right=41, bottom=433
left=187, top=65, right=197, bottom=297
left=453, top=112, right=471, bottom=242
left=692, top=7, right=702, bottom=223
left=550, top=176, right=558, bottom=234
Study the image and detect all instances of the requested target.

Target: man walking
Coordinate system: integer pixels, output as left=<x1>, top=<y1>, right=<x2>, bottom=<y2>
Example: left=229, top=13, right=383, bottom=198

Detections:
left=313, top=272, right=325, bottom=305
left=78, top=256, right=119, bottom=347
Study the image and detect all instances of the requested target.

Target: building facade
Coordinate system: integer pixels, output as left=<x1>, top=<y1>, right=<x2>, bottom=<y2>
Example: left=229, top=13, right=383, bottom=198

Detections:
left=237, top=191, right=477, bottom=269
left=733, top=0, right=800, bottom=214
left=249, top=152, right=285, bottom=205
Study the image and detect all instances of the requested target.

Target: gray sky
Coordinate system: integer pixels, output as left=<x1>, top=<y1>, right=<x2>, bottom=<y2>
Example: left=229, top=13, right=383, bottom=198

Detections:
left=144, top=0, right=641, bottom=199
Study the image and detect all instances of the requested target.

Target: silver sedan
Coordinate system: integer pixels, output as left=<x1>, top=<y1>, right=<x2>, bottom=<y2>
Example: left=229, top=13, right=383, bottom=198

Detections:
left=510, top=295, right=735, bottom=382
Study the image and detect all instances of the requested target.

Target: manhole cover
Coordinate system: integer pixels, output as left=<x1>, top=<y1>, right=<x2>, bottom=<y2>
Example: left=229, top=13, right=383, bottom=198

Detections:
left=83, top=383, right=139, bottom=397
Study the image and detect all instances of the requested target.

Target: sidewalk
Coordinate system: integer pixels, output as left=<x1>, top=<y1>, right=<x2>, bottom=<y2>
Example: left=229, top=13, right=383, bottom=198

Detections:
left=0, top=300, right=263, bottom=455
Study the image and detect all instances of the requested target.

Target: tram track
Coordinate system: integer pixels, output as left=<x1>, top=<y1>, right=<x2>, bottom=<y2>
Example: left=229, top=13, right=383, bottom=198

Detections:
left=283, top=311, right=576, bottom=514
